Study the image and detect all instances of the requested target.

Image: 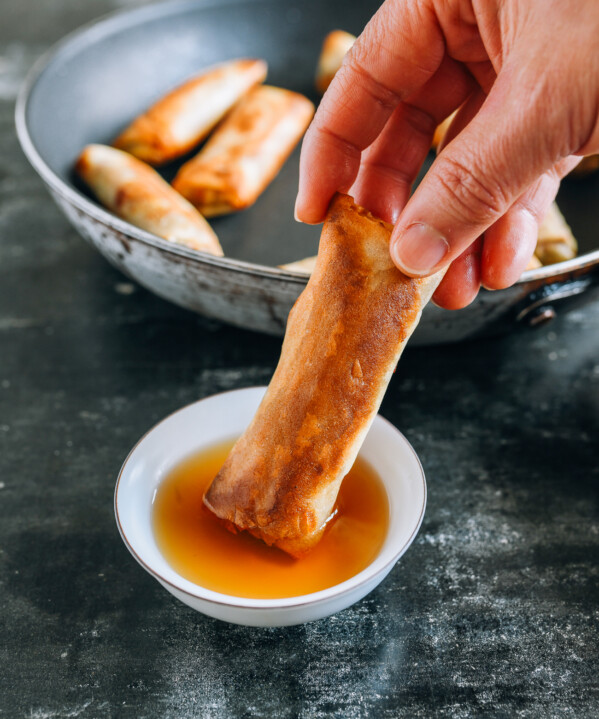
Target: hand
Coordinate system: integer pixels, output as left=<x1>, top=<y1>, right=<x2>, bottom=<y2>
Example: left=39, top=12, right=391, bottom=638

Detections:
left=295, top=0, right=599, bottom=309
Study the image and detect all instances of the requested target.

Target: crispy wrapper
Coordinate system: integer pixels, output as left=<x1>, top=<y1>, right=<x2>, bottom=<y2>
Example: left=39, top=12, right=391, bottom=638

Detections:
left=204, top=194, right=444, bottom=556
left=76, top=144, right=222, bottom=255
left=113, top=59, right=267, bottom=165
left=172, top=85, right=314, bottom=216
left=315, top=30, right=356, bottom=94
left=536, top=202, right=577, bottom=265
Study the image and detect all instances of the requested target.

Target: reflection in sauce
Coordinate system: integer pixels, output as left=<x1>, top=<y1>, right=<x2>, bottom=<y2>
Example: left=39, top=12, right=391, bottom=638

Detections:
left=152, top=439, right=389, bottom=599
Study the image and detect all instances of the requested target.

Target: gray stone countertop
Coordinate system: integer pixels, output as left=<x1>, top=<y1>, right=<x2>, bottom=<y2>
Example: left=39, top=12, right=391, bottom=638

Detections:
left=1, top=1, right=598, bottom=717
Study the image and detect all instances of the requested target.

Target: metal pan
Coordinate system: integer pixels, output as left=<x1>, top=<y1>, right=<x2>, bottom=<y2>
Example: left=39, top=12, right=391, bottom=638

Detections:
left=16, top=0, right=599, bottom=344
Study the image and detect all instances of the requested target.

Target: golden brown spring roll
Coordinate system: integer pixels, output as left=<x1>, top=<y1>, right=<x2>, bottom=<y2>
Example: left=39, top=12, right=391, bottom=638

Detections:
left=204, top=194, right=444, bottom=556
left=172, top=85, right=314, bottom=216
left=535, top=202, right=577, bottom=265
left=113, top=59, right=268, bottom=165
left=524, top=254, right=543, bottom=271
left=279, top=256, right=317, bottom=274
left=76, top=144, right=223, bottom=256
left=315, top=30, right=356, bottom=94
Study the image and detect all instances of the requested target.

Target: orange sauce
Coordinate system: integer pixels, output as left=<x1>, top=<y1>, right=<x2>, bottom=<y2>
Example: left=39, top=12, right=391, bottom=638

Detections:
left=152, top=439, right=389, bottom=599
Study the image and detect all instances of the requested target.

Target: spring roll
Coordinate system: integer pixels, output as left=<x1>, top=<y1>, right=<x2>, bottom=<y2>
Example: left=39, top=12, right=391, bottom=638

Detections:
left=279, top=256, right=317, bottom=274
left=315, top=30, right=356, bottom=94
left=113, top=59, right=268, bottom=165
left=524, top=254, right=543, bottom=271
left=535, top=202, right=577, bottom=265
left=76, top=144, right=223, bottom=256
left=172, top=85, right=314, bottom=216
left=204, top=194, right=444, bottom=556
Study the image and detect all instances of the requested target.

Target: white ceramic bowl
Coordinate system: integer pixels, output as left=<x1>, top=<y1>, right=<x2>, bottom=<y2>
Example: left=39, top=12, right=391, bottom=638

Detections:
left=115, top=387, right=426, bottom=626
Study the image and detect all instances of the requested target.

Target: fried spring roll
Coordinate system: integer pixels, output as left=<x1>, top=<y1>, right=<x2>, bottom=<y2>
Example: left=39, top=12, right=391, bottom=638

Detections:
left=535, top=202, right=577, bottom=265
left=76, top=144, right=223, bottom=256
left=204, top=194, right=444, bottom=556
left=524, top=254, right=543, bottom=271
left=315, top=30, right=356, bottom=94
left=279, top=256, right=317, bottom=274
left=172, top=86, right=314, bottom=216
left=113, top=59, right=268, bottom=165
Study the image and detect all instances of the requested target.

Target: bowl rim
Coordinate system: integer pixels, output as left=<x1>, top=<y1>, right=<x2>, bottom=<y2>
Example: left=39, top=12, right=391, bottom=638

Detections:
left=15, top=0, right=599, bottom=284
left=114, top=386, right=427, bottom=610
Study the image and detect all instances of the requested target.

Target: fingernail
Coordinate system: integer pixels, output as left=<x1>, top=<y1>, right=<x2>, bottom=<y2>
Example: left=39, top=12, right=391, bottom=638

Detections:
left=391, top=223, right=449, bottom=275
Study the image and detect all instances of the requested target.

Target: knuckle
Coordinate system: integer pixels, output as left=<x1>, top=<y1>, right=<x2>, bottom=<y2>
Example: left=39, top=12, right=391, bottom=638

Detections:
left=434, top=155, right=509, bottom=223
left=343, top=51, right=400, bottom=113
left=401, top=102, right=438, bottom=140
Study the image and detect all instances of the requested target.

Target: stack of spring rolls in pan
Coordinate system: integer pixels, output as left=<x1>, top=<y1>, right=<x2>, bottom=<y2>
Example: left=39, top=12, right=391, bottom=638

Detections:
left=76, top=35, right=590, bottom=557
left=77, top=58, right=314, bottom=255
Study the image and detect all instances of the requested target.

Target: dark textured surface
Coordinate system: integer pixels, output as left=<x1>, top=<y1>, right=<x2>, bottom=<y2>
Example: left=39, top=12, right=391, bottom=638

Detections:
left=2, top=1, right=599, bottom=717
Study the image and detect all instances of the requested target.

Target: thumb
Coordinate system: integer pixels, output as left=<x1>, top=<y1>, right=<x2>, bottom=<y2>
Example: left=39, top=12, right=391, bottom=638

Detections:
left=390, top=65, right=564, bottom=277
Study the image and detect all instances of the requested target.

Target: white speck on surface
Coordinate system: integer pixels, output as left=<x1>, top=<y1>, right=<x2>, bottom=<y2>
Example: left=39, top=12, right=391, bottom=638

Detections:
left=28, top=699, right=108, bottom=718
left=0, top=424, right=9, bottom=432
left=548, top=352, right=558, bottom=361
left=0, top=318, right=38, bottom=330
left=115, top=282, right=136, bottom=295
left=1, top=379, right=10, bottom=388
left=0, top=482, right=5, bottom=489
left=79, top=410, right=101, bottom=421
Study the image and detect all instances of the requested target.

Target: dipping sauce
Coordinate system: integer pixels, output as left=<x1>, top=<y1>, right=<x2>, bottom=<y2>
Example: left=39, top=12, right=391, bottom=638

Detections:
left=152, top=439, right=389, bottom=599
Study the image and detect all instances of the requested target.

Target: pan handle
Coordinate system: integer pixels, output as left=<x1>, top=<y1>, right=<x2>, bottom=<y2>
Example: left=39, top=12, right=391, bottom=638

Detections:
left=515, top=271, right=599, bottom=327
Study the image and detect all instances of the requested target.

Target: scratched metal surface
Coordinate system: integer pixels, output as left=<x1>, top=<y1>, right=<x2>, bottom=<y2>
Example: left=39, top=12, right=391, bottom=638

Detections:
left=1, top=1, right=599, bottom=718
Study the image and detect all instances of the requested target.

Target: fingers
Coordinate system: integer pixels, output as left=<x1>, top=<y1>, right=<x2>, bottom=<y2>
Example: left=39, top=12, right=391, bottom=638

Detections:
left=390, top=61, right=568, bottom=278
left=432, top=238, right=483, bottom=310
left=436, top=155, right=581, bottom=310
left=436, top=87, right=486, bottom=153
left=350, top=56, right=476, bottom=223
left=482, top=157, right=581, bottom=289
left=295, top=0, right=444, bottom=224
